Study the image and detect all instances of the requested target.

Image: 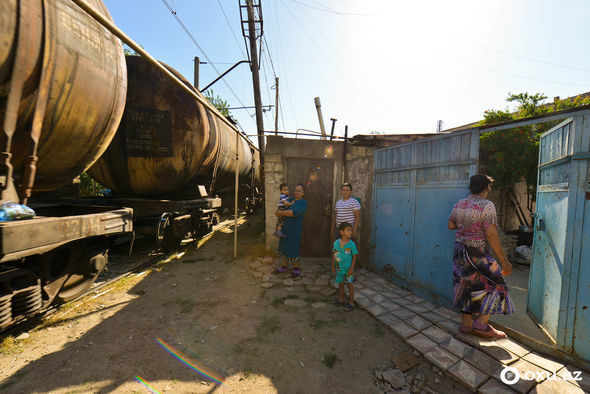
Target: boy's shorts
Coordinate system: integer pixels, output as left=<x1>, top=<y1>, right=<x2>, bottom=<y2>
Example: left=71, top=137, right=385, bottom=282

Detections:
left=335, top=272, right=354, bottom=284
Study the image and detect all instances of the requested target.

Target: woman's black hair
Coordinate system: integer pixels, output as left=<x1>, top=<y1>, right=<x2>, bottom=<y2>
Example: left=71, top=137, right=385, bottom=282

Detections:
left=469, top=174, right=494, bottom=194
left=279, top=183, right=288, bottom=191
left=339, top=222, right=352, bottom=232
left=341, top=182, right=353, bottom=191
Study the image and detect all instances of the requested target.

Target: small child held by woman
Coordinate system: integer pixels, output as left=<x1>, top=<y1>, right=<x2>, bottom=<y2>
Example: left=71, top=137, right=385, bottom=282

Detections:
left=332, top=222, right=358, bottom=312
left=274, top=183, right=294, bottom=237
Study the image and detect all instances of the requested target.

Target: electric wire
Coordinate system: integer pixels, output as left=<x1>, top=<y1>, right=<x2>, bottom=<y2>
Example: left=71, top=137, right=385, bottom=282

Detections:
left=455, top=39, right=590, bottom=74
left=216, top=0, right=248, bottom=59
left=159, top=0, right=256, bottom=127
left=291, top=0, right=375, bottom=16
left=442, top=55, right=589, bottom=88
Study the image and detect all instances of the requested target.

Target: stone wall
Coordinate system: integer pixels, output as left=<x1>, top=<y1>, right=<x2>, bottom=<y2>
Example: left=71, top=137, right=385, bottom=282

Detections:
left=344, top=147, right=374, bottom=267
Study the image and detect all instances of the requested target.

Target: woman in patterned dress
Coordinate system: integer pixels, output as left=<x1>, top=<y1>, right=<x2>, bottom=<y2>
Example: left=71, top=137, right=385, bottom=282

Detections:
left=448, top=174, right=514, bottom=338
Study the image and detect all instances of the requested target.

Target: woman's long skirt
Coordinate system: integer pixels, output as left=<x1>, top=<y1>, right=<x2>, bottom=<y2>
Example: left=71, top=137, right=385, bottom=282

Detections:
left=452, top=242, right=515, bottom=315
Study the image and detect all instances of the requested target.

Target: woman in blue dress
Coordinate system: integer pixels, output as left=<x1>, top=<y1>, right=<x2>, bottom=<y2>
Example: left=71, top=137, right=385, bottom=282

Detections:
left=275, top=183, right=307, bottom=278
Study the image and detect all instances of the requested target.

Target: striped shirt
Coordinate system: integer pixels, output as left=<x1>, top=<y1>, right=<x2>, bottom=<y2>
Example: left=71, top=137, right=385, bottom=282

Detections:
left=335, top=198, right=361, bottom=226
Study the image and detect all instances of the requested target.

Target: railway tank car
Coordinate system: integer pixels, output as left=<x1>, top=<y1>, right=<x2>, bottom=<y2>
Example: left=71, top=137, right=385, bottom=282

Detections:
left=0, top=0, right=132, bottom=331
left=88, top=56, right=262, bottom=250
left=89, top=56, right=261, bottom=200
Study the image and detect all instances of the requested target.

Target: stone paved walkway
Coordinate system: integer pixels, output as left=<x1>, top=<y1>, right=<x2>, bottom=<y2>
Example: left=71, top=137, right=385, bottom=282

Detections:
left=248, top=258, right=589, bottom=393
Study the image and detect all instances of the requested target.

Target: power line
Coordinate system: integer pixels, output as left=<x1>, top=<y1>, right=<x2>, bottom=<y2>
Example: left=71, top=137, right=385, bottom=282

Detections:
left=454, top=39, right=590, bottom=74
left=261, top=36, right=277, bottom=78
left=216, top=0, right=247, bottom=59
left=159, top=0, right=255, bottom=125
left=291, top=0, right=376, bottom=16
left=442, top=55, right=589, bottom=87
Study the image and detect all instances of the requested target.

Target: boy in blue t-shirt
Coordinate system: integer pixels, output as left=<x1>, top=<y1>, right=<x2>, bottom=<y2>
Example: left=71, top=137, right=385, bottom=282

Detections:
left=332, top=222, right=358, bottom=312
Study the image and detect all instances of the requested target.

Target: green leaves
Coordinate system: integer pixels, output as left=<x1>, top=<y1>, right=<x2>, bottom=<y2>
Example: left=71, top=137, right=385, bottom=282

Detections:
left=479, top=92, right=590, bottom=200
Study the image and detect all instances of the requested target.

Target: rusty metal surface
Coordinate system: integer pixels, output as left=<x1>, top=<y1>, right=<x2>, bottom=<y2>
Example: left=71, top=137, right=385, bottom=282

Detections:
left=0, top=205, right=132, bottom=262
left=89, top=56, right=259, bottom=198
left=0, top=0, right=127, bottom=195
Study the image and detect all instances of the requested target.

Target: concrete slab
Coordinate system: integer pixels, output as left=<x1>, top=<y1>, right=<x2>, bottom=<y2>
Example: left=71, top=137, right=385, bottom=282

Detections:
left=522, top=352, right=565, bottom=374
left=366, top=303, right=388, bottom=317
left=377, top=312, right=401, bottom=327
left=456, top=332, right=498, bottom=349
left=448, top=360, right=489, bottom=392
left=394, top=289, right=412, bottom=297
left=355, top=296, right=372, bottom=308
left=437, top=319, right=462, bottom=336
left=406, top=304, right=430, bottom=314
left=477, top=378, right=516, bottom=393
left=440, top=337, right=475, bottom=359
left=421, top=325, right=453, bottom=344
left=479, top=343, right=520, bottom=365
left=434, top=306, right=462, bottom=320
left=492, top=359, right=543, bottom=393
left=494, top=338, right=531, bottom=358
left=530, top=378, right=585, bottom=394
left=391, top=307, right=416, bottom=320
left=421, top=311, right=447, bottom=323
left=406, top=333, right=438, bottom=354
left=424, top=346, right=460, bottom=371
left=419, top=301, right=437, bottom=311
left=556, top=365, right=590, bottom=392
left=368, top=293, right=387, bottom=304
left=379, top=299, right=401, bottom=312
left=284, top=299, right=307, bottom=307
left=390, top=321, right=419, bottom=339
left=464, top=349, right=504, bottom=376
left=406, top=315, right=431, bottom=331
left=406, top=294, right=426, bottom=303
left=394, top=297, right=413, bottom=306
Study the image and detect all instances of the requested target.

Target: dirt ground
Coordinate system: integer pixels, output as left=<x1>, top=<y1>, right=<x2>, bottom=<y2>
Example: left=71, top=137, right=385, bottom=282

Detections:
left=0, top=213, right=468, bottom=393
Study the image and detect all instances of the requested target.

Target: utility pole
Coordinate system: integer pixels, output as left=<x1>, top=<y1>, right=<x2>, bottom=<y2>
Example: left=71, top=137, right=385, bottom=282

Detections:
left=244, top=0, right=265, bottom=163
left=193, top=57, right=207, bottom=90
left=274, top=77, right=279, bottom=135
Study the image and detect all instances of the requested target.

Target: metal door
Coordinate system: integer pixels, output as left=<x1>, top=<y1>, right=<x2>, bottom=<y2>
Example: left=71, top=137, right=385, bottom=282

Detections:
left=287, top=158, right=333, bottom=257
left=372, top=129, right=479, bottom=302
left=529, top=114, right=590, bottom=357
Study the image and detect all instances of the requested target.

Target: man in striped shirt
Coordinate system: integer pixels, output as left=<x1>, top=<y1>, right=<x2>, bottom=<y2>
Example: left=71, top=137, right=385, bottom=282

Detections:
left=331, top=183, right=361, bottom=242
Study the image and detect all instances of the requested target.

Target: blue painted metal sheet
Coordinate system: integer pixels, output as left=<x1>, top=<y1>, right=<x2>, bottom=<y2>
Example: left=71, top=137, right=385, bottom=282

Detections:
left=529, top=113, right=590, bottom=361
left=373, top=187, right=411, bottom=279
left=371, top=129, right=479, bottom=304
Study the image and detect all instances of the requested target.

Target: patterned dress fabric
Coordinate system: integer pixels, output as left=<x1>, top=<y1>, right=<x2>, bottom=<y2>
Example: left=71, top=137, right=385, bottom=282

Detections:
left=449, top=195, right=515, bottom=315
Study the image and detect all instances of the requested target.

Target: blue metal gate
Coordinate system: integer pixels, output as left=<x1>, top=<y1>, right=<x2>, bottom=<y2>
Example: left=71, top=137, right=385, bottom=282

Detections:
left=371, top=129, right=479, bottom=304
left=529, top=113, right=590, bottom=359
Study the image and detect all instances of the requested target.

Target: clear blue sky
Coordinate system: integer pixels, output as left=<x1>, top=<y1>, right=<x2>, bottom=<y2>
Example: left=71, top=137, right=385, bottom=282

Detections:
left=102, top=0, right=590, bottom=145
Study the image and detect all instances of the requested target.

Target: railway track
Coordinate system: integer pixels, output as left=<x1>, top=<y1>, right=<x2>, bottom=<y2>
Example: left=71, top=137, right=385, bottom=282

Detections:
left=1, top=214, right=247, bottom=337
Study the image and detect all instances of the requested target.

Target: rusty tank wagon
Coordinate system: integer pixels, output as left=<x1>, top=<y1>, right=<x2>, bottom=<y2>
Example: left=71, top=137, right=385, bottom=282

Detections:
left=0, top=0, right=261, bottom=331
left=88, top=57, right=261, bottom=251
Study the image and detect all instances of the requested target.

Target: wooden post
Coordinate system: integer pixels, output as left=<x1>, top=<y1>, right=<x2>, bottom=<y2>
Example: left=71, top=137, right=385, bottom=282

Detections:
left=234, top=127, right=239, bottom=258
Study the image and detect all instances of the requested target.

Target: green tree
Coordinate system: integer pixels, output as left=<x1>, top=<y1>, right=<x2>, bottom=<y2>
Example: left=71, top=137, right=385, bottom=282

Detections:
left=480, top=92, right=590, bottom=200
left=204, top=89, right=231, bottom=117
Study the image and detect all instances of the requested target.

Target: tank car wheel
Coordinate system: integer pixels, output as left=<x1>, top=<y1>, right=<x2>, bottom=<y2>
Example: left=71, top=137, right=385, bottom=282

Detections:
left=157, top=212, right=183, bottom=252
left=55, top=247, right=108, bottom=302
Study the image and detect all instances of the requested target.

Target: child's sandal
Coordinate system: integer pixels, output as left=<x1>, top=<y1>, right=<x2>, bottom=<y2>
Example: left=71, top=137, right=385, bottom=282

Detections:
left=343, top=304, right=355, bottom=312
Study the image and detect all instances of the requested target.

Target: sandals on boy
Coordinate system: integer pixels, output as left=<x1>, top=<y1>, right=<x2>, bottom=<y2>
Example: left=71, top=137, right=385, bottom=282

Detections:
left=343, top=304, right=355, bottom=312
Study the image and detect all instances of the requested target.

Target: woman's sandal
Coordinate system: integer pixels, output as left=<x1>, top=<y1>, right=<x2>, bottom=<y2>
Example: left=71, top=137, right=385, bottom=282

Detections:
left=472, top=320, right=507, bottom=339
left=459, top=324, right=473, bottom=334
left=343, top=304, right=355, bottom=312
left=331, top=298, right=345, bottom=306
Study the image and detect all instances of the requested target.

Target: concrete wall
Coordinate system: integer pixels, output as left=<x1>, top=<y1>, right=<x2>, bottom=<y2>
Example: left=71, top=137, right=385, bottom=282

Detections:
left=344, top=147, right=374, bottom=266
left=264, top=136, right=345, bottom=253
left=264, top=136, right=377, bottom=263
